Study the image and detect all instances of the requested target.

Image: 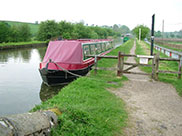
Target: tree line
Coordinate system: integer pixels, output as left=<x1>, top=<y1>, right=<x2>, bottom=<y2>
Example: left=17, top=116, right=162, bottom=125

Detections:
left=0, top=22, right=31, bottom=43
left=155, top=30, right=182, bottom=38
left=0, top=20, right=131, bottom=43
left=36, top=20, right=128, bottom=41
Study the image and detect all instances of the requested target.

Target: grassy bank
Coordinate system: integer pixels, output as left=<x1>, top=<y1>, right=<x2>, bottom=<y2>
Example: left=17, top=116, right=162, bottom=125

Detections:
left=136, top=40, right=182, bottom=96
left=32, top=39, right=134, bottom=135
left=0, top=41, right=46, bottom=47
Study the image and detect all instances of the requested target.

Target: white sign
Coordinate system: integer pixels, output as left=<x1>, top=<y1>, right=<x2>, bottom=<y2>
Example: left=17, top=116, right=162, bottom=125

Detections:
left=137, top=55, right=154, bottom=65
left=139, top=58, right=148, bottom=64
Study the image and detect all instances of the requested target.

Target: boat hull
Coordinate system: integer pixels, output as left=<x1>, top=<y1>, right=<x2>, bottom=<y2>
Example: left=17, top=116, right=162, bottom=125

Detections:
left=39, top=66, right=92, bottom=86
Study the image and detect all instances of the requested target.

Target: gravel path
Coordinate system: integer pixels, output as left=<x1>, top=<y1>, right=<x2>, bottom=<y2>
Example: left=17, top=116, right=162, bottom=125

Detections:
left=111, top=41, right=182, bottom=136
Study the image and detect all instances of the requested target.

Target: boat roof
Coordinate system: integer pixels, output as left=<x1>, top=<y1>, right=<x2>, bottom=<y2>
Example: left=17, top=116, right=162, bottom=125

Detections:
left=43, top=39, right=112, bottom=64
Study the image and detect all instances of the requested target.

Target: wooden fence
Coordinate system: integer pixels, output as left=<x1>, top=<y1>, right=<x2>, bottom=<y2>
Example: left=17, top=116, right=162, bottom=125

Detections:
left=87, top=52, right=182, bottom=80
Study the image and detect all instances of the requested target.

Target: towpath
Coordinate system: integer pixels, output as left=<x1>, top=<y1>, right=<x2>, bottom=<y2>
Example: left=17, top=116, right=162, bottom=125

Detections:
left=111, top=41, right=182, bottom=136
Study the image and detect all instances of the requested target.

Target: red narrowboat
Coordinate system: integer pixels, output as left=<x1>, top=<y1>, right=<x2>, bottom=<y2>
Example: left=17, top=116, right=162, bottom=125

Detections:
left=39, top=39, right=114, bottom=86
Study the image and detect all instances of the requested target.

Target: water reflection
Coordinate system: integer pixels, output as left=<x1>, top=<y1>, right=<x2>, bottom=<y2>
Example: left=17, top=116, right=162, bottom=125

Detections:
left=0, top=46, right=47, bottom=116
left=39, top=83, right=66, bottom=102
left=0, top=48, right=32, bottom=63
left=37, top=47, right=47, bottom=61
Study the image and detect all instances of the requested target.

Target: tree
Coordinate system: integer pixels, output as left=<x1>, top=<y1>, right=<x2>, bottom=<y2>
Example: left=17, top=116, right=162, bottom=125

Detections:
left=73, top=23, right=91, bottom=39
left=132, top=25, right=150, bottom=40
left=18, top=24, right=31, bottom=41
left=9, top=25, right=20, bottom=42
left=155, top=31, right=162, bottom=38
left=59, top=21, right=74, bottom=39
left=0, top=22, right=10, bottom=43
left=120, top=25, right=130, bottom=34
left=37, top=20, right=59, bottom=41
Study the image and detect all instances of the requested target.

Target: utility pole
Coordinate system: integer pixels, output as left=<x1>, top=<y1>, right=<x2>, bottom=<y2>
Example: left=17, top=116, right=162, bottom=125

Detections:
left=162, top=20, right=164, bottom=44
left=139, top=28, right=141, bottom=42
left=151, top=14, right=155, bottom=55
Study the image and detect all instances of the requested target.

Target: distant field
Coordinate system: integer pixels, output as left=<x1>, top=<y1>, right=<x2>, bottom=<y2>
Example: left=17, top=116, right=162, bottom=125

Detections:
left=0, top=20, right=39, bottom=35
left=167, top=41, right=182, bottom=45
left=154, top=38, right=182, bottom=51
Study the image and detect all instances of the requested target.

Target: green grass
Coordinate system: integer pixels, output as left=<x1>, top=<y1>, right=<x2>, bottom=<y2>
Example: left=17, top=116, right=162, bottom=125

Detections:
left=32, top=39, right=134, bottom=136
left=167, top=41, right=182, bottom=45
left=0, top=20, right=39, bottom=35
left=136, top=40, right=182, bottom=96
left=155, top=42, right=182, bottom=52
left=0, top=41, right=47, bottom=47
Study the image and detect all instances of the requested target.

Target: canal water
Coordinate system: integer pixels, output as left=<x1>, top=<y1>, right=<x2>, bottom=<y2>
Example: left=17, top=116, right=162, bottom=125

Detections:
left=0, top=47, right=64, bottom=116
left=0, top=40, right=123, bottom=116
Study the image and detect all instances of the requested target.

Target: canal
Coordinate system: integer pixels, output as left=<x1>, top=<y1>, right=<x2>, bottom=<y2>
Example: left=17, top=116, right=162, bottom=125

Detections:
left=0, top=40, right=123, bottom=116
left=0, top=47, right=64, bottom=116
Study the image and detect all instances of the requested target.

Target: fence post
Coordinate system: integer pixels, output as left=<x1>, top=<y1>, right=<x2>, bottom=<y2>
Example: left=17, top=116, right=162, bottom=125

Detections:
left=121, top=53, right=124, bottom=76
left=94, top=55, right=97, bottom=75
left=117, top=52, right=121, bottom=76
left=154, top=52, right=160, bottom=80
left=117, top=52, right=124, bottom=76
left=178, top=55, right=182, bottom=79
left=164, top=49, right=166, bottom=55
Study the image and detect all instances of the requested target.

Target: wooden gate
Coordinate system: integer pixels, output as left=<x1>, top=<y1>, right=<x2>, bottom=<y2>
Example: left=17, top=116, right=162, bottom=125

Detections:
left=88, top=52, right=182, bottom=80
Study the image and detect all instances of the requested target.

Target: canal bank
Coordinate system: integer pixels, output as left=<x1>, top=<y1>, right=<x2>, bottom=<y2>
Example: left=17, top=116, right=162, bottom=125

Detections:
left=0, top=41, right=47, bottom=50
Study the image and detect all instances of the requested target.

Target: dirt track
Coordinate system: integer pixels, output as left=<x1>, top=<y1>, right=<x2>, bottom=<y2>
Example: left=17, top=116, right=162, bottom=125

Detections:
left=111, top=41, right=182, bottom=136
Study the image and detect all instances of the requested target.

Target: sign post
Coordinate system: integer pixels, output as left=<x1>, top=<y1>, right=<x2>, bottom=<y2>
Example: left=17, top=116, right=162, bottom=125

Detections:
left=151, top=14, right=155, bottom=55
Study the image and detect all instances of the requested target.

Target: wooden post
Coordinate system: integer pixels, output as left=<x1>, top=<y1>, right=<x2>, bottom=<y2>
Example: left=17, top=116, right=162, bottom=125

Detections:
left=117, top=52, right=121, bottom=76
left=154, top=52, right=160, bottom=80
left=178, top=55, right=182, bottom=79
left=94, top=55, right=97, bottom=75
left=117, top=52, right=124, bottom=76
left=121, top=54, right=124, bottom=76
left=164, top=49, right=166, bottom=55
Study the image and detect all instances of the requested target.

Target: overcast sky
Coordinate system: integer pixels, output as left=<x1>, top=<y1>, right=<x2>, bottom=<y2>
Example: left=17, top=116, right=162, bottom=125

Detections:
left=1, top=0, right=182, bottom=32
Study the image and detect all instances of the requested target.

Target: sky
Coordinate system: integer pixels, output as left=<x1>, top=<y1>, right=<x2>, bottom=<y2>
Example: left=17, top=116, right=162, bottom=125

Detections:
left=1, top=0, right=182, bottom=32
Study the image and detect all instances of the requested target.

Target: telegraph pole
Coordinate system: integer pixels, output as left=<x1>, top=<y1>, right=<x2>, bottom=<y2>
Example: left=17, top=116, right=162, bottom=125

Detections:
left=162, top=20, right=164, bottom=44
left=139, top=28, right=141, bottom=42
left=151, top=14, right=155, bottom=55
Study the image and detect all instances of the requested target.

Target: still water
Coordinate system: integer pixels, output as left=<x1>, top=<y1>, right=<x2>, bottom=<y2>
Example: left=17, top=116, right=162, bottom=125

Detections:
left=0, top=47, right=64, bottom=116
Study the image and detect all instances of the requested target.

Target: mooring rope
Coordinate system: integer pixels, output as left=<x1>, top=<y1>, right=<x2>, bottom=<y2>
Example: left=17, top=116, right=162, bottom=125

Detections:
left=51, top=60, right=82, bottom=77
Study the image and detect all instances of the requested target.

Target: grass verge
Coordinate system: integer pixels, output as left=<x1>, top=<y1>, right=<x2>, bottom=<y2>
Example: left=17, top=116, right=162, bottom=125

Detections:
left=32, top=39, right=134, bottom=136
left=0, top=41, right=47, bottom=47
left=136, top=40, right=182, bottom=96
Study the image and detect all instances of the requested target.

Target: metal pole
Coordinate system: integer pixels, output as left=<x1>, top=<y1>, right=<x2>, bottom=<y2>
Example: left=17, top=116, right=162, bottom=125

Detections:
left=151, top=14, right=155, bottom=55
left=162, top=20, right=164, bottom=44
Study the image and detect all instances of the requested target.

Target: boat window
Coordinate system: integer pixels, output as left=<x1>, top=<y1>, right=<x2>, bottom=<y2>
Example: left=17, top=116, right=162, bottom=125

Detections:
left=102, top=43, right=106, bottom=51
left=96, top=44, right=102, bottom=54
left=83, top=45, right=90, bottom=60
left=90, top=44, right=95, bottom=55
left=107, top=43, right=110, bottom=49
left=106, top=43, right=109, bottom=50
